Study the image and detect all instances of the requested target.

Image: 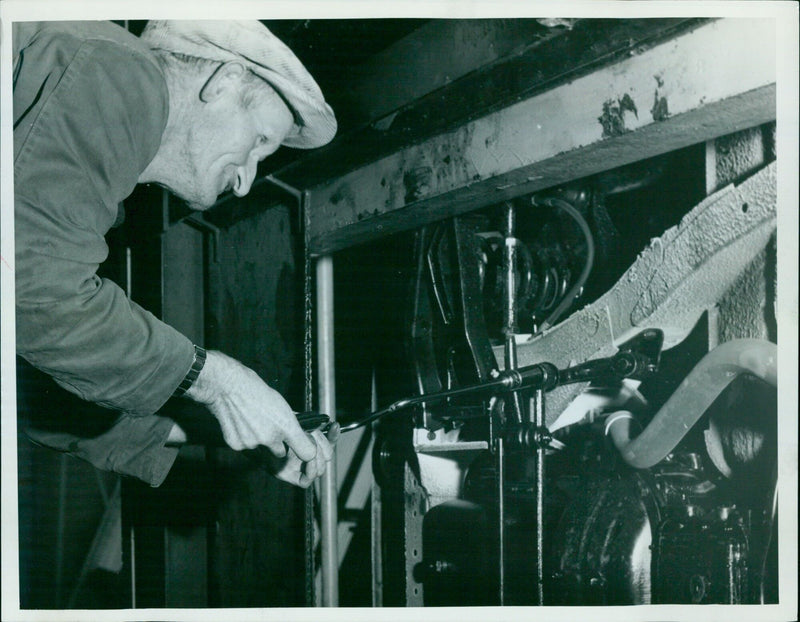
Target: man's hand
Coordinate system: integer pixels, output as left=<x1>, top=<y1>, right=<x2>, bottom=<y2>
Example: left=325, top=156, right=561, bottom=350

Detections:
left=266, top=426, right=337, bottom=488
left=185, top=350, right=334, bottom=485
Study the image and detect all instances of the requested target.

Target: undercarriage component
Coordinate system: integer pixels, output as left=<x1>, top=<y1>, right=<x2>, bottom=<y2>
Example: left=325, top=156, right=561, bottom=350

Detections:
left=549, top=471, right=658, bottom=605
left=606, top=338, right=776, bottom=470
left=548, top=445, right=774, bottom=605
left=652, top=505, right=750, bottom=604
left=509, top=162, right=777, bottom=426
left=370, top=138, right=777, bottom=608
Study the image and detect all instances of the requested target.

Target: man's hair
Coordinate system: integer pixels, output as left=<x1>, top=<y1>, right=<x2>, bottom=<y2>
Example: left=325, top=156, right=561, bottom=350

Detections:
left=239, top=70, right=301, bottom=128
left=238, top=69, right=277, bottom=110
left=153, top=49, right=281, bottom=112
left=152, top=49, right=219, bottom=80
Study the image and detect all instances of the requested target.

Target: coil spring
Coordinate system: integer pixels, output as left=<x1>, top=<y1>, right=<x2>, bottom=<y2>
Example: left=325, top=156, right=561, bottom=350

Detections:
left=480, top=236, right=572, bottom=332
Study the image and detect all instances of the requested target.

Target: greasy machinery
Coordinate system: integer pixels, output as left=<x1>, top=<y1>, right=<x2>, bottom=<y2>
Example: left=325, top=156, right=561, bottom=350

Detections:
left=348, top=143, right=778, bottom=606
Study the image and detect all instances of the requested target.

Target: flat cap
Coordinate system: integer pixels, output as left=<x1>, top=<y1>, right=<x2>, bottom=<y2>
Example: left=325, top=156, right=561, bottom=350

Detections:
left=141, top=20, right=337, bottom=149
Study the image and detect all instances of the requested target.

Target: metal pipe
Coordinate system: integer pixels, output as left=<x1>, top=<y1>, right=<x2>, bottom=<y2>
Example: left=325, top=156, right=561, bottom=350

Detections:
left=265, top=174, right=303, bottom=200
left=532, top=388, right=545, bottom=606
left=369, top=368, right=383, bottom=607
left=497, top=435, right=505, bottom=606
left=316, top=254, right=339, bottom=606
left=502, top=202, right=525, bottom=424
left=340, top=361, right=560, bottom=432
left=503, top=202, right=519, bottom=338
left=606, top=339, right=777, bottom=469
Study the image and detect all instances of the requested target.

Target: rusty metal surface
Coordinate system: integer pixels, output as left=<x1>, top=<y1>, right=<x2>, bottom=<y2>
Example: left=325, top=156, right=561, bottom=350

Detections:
left=202, top=18, right=702, bottom=226
left=504, top=162, right=777, bottom=425
left=307, top=19, right=776, bottom=254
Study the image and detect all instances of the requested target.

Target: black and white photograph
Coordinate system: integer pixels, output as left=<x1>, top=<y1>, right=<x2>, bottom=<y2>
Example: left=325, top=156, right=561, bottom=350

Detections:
left=1, top=2, right=797, bottom=621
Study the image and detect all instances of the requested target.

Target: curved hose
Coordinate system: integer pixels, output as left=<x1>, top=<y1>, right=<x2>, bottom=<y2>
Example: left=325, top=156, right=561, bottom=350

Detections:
left=535, top=197, right=595, bottom=331
left=606, top=339, right=777, bottom=469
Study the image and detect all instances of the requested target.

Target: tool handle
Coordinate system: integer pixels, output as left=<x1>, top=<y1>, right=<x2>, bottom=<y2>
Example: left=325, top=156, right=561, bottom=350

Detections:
left=295, top=411, right=333, bottom=433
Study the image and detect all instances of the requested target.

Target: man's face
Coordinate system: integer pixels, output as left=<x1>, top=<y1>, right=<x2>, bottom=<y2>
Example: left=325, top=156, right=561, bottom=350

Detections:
left=175, top=77, right=295, bottom=210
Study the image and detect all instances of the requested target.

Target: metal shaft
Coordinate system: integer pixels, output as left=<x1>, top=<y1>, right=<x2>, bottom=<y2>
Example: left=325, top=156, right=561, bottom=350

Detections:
left=317, top=255, right=339, bottom=606
left=503, top=202, right=518, bottom=337
left=497, top=435, right=505, bottom=606
left=502, top=202, right=525, bottom=424
left=532, top=389, right=545, bottom=605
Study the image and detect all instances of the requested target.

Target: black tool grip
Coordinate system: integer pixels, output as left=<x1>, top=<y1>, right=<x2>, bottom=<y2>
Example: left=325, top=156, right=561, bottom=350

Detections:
left=295, top=411, right=331, bottom=433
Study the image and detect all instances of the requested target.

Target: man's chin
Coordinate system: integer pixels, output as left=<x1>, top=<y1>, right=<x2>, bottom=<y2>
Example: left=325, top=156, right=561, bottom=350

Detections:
left=154, top=183, right=216, bottom=211
left=181, top=191, right=218, bottom=211
left=185, top=199, right=214, bottom=212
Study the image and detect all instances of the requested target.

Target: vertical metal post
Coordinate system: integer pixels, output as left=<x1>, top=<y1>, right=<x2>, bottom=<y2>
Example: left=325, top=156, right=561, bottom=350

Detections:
left=497, top=435, right=505, bottom=606
left=369, top=369, right=384, bottom=607
left=316, top=255, right=339, bottom=606
left=532, top=389, right=545, bottom=606
left=503, top=203, right=518, bottom=337
left=498, top=201, right=523, bottom=606
left=502, top=202, right=524, bottom=424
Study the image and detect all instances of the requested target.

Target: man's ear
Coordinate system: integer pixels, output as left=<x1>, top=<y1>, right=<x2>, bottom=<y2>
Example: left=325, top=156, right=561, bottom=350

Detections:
left=200, top=61, right=246, bottom=103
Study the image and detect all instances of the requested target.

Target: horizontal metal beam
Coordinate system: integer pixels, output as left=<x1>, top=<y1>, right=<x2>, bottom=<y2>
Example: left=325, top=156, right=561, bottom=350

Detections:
left=308, top=18, right=776, bottom=254
left=336, top=18, right=578, bottom=127
left=264, top=18, right=702, bottom=196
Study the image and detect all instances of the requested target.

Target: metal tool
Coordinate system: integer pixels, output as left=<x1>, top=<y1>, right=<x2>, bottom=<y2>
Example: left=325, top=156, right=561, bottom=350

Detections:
left=295, top=411, right=336, bottom=435
left=340, top=328, right=664, bottom=433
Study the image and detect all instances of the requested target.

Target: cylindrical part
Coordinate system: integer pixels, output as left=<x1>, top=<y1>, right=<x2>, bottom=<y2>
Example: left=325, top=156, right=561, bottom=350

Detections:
left=497, top=437, right=505, bottom=606
left=502, top=202, right=525, bottom=423
left=316, top=255, right=339, bottom=606
left=511, top=362, right=559, bottom=391
left=503, top=202, right=518, bottom=337
left=606, top=339, right=777, bottom=469
left=532, top=389, right=545, bottom=606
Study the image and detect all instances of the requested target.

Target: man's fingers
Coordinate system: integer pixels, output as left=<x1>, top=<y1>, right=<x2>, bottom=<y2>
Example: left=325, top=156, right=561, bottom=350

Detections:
left=327, top=422, right=341, bottom=445
left=218, top=417, right=244, bottom=451
left=311, top=429, right=333, bottom=461
left=266, top=439, right=287, bottom=458
left=285, top=429, right=317, bottom=462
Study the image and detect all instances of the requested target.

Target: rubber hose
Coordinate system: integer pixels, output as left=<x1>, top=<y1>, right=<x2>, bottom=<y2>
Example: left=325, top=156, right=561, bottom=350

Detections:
left=606, top=339, right=777, bottom=469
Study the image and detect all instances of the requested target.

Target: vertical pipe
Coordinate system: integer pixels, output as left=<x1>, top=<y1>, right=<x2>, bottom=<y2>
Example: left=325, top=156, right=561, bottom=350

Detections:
left=502, top=202, right=524, bottom=424
left=316, top=255, right=339, bottom=606
left=532, top=389, right=545, bottom=606
left=498, top=201, right=521, bottom=606
left=370, top=368, right=384, bottom=607
left=503, top=202, right=518, bottom=338
left=497, top=437, right=505, bottom=606
left=499, top=201, right=521, bottom=605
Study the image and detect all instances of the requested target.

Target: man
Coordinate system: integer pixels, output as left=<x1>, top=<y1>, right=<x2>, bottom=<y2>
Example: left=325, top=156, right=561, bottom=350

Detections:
left=13, top=20, right=336, bottom=488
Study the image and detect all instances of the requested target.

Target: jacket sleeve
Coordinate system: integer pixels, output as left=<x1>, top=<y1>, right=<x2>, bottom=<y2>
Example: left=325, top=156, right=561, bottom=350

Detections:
left=14, top=31, right=195, bottom=416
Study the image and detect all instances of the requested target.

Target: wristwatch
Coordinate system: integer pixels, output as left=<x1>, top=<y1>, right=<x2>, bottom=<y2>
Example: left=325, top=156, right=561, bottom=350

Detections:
left=173, top=344, right=206, bottom=397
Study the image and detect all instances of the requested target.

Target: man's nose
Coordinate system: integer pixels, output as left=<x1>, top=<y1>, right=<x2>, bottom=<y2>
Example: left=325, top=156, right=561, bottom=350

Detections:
left=233, top=157, right=258, bottom=197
